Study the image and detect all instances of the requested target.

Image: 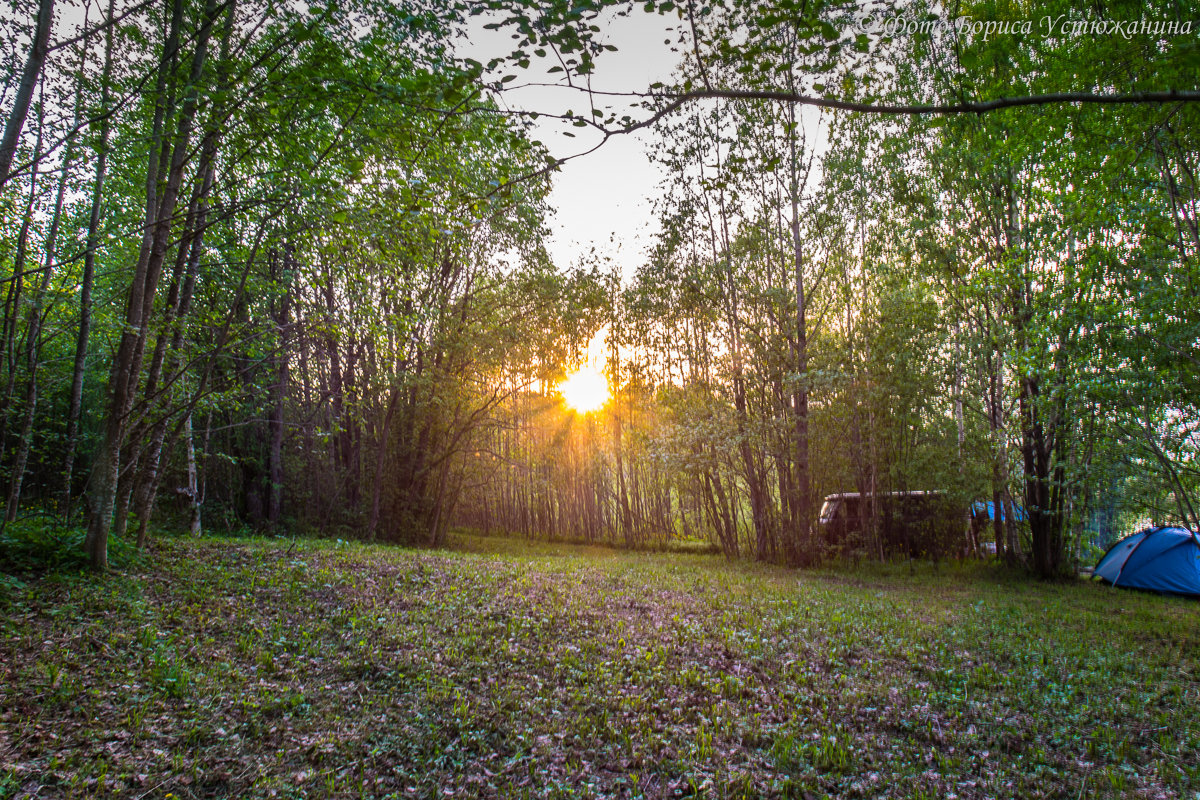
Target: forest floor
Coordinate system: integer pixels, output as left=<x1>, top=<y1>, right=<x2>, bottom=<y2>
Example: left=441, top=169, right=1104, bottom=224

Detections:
left=1, top=532, right=1198, bottom=799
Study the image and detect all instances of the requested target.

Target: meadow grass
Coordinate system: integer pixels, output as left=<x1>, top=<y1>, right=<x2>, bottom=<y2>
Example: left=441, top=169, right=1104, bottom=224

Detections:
left=1, top=531, right=1197, bottom=798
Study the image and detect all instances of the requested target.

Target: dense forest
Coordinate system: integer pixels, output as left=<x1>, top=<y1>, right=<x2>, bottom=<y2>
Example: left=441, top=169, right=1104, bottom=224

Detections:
left=0, top=0, right=1197, bottom=578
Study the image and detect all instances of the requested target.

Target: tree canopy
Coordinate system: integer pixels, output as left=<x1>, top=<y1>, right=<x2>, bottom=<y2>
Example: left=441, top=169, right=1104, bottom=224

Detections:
left=0, top=0, right=1196, bottom=577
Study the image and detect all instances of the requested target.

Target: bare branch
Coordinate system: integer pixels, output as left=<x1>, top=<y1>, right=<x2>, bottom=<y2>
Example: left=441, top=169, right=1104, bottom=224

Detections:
left=649, top=88, right=1200, bottom=119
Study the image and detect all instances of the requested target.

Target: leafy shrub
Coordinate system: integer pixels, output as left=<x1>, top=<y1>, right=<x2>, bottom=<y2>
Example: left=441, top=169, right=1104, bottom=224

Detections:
left=0, top=572, right=26, bottom=610
left=0, top=516, right=143, bottom=573
left=0, top=519, right=87, bottom=572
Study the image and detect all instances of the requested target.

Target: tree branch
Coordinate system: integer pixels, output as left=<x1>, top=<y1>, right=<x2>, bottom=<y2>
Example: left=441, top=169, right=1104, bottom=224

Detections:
left=649, top=88, right=1200, bottom=119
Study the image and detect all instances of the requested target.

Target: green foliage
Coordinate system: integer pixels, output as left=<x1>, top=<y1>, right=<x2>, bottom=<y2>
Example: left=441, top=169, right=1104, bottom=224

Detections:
left=0, top=573, right=25, bottom=611
left=0, top=519, right=143, bottom=574
left=0, top=0, right=1194, bottom=572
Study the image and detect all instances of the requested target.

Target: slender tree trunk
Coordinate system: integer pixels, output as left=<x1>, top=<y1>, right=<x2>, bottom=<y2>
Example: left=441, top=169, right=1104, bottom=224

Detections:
left=184, top=413, right=201, bottom=535
left=0, top=112, right=45, bottom=453
left=112, top=452, right=137, bottom=541
left=367, top=390, right=399, bottom=541
left=63, top=0, right=117, bottom=517
left=723, top=263, right=771, bottom=560
left=610, top=340, right=635, bottom=547
left=5, top=93, right=74, bottom=521
left=787, top=106, right=812, bottom=565
left=85, top=0, right=216, bottom=570
left=267, top=246, right=291, bottom=528
left=128, top=2, right=238, bottom=543
left=0, top=0, right=54, bottom=189
left=132, top=168, right=211, bottom=548
left=0, top=124, right=42, bottom=470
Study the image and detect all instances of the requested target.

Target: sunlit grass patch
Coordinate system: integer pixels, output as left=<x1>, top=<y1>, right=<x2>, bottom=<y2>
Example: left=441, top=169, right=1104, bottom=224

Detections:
left=1, top=533, right=1197, bottom=798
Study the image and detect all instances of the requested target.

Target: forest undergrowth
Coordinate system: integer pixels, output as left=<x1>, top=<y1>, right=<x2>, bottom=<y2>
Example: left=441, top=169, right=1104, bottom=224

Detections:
left=1, top=532, right=1197, bottom=799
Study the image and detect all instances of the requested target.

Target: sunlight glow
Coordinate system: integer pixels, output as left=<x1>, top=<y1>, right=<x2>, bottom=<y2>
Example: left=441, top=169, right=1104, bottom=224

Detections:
left=559, top=367, right=610, bottom=413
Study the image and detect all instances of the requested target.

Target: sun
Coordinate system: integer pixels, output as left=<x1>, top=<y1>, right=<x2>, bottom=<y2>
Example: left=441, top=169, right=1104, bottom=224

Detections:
left=559, top=367, right=610, bottom=413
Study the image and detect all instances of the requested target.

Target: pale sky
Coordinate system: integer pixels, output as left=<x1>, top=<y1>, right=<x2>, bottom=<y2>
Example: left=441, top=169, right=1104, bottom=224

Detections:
left=461, top=10, right=686, bottom=280
left=37, top=4, right=683, bottom=285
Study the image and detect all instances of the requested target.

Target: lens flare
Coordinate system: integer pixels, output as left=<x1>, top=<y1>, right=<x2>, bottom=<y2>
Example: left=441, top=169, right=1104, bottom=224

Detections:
left=559, top=367, right=609, bottom=413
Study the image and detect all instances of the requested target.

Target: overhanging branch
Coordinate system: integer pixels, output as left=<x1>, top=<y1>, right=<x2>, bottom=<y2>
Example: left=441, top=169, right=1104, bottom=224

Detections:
left=651, top=88, right=1200, bottom=118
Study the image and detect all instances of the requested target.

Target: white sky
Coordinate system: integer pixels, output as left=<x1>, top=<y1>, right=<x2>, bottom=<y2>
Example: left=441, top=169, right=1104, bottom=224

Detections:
left=459, top=9, right=830, bottom=374
left=461, top=10, right=685, bottom=281
left=36, top=4, right=682, bottom=285
left=39, top=4, right=816, bottom=285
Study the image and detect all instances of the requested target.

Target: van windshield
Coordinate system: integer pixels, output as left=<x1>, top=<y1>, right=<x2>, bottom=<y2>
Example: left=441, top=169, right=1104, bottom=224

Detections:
left=819, top=500, right=838, bottom=524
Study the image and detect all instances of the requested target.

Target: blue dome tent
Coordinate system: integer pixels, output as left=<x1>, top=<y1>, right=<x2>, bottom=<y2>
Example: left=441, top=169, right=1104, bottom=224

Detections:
left=1094, top=527, right=1200, bottom=597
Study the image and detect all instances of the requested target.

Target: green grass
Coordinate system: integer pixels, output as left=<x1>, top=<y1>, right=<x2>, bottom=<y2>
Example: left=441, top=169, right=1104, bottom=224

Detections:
left=1, top=531, right=1197, bottom=798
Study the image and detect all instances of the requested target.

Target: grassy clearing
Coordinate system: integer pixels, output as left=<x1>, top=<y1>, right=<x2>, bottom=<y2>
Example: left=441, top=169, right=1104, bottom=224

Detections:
left=1, top=532, right=1198, bottom=799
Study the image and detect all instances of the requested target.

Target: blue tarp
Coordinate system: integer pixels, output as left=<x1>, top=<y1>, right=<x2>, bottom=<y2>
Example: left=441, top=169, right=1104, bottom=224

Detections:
left=1094, top=527, right=1200, bottom=598
left=971, top=501, right=1026, bottom=522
